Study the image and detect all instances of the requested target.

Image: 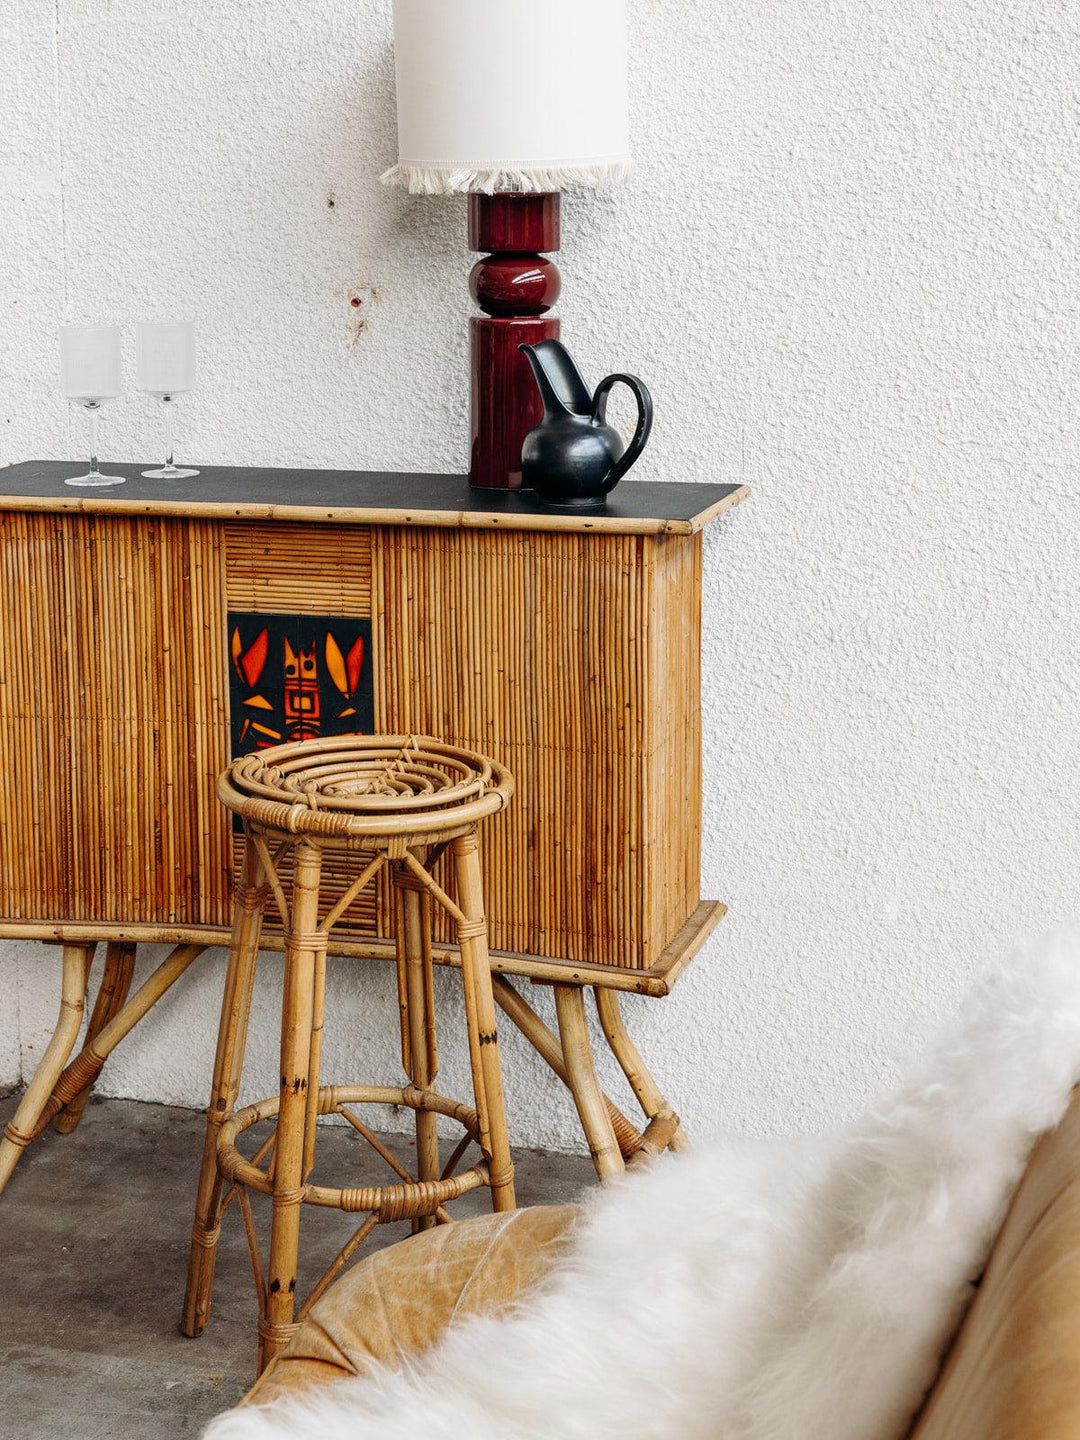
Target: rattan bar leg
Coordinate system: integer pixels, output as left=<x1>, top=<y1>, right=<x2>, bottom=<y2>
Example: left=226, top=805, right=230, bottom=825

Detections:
left=402, top=879, right=440, bottom=1230
left=0, top=942, right=92, bottom=1195
left=491, top=974, right=645, bottom=1160
left=260, top=840, right=322, bottom=1372
left=53, top=941, right=137, bottom=1136
left=554, top=985, right=625, bottom=1182
left=33, top=945, right=205, bottom=1145
left=452, top=832, right=515, bottom=1213
left=595, top=987, right=689, bottom=1153
left=181, top=861, right=266, bottom=1338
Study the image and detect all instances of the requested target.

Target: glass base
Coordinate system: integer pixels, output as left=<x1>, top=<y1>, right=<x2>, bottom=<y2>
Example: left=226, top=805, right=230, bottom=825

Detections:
left=142, top=464, right=199, bottom=479
left=64, top=471, right=126, bottom=488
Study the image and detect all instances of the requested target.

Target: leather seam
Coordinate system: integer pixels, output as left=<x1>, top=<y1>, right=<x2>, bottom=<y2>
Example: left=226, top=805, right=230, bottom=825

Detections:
left=447, top=1212, right=518, bottom=1328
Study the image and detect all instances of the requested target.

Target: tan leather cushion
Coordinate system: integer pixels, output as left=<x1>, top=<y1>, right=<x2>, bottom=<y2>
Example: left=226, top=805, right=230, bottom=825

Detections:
left=909, top=1089, right=1080, bottom=1439
left=246, top=1204, right=578, bottom=1407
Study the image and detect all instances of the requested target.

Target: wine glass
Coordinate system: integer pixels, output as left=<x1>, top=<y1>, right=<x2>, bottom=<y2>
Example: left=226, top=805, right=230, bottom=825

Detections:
left=59, top=324, right=126, bottom=487
left=136, top=321, right=199, bottom=479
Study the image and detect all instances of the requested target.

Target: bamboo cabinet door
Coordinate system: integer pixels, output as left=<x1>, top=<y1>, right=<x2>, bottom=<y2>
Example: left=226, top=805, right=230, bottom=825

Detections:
left=0, top=511, right=230, bottom=926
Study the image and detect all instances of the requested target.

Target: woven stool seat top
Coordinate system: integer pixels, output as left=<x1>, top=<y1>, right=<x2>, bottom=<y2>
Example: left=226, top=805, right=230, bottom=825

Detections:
left=219, top=735, right=513, bottom=838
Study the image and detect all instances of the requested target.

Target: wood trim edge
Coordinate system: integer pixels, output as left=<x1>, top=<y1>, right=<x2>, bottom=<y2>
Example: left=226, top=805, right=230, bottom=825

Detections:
left=0, top=900, right=728, bottom=997
left=0, top=487, right=750, bottom=536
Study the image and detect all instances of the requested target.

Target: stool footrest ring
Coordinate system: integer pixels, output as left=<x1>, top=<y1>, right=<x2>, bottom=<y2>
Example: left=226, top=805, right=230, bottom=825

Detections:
left=217, top=1084, right=487, bottom=1217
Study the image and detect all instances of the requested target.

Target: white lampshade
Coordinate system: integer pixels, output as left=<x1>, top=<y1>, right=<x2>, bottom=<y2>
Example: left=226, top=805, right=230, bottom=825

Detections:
left=381, top=0, right=631, bottom=195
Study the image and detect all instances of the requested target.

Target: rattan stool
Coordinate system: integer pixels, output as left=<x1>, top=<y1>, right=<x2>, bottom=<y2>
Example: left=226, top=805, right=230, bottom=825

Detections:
left=181, top=735, right=516, bottom=1370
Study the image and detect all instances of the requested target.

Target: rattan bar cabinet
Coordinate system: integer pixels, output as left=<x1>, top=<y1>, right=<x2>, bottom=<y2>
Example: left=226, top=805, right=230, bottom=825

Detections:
left=183, top=734, right=516, bottom=1369
left=0, top=465, right=748, bottom=1197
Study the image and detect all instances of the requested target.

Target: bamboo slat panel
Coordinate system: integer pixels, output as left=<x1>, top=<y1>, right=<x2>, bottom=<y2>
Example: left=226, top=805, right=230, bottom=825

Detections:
left=224, top=523, right=372, bottom=614
left=643, top=535, right=703, bottom=958
left=370, top=527, right=701, bottom=968
left=0, top=512, right=230, bottom=925
left=0, top=513, right=702, bottom=969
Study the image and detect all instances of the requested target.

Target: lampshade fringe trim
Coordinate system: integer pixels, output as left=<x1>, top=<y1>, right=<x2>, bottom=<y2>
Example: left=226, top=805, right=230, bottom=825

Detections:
left=380, top=161, right=632, bottom=195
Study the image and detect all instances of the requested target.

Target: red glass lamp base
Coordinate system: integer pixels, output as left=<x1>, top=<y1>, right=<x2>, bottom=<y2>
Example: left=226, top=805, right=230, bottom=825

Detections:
left=468, top=192, right=562, bottom=491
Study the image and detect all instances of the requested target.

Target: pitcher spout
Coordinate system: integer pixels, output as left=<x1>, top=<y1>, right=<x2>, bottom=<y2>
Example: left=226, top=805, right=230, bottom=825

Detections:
left=518, top=340, right=593, bottom=419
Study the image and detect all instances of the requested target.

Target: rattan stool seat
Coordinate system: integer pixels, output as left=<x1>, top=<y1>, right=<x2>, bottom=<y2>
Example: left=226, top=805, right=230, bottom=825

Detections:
left=220, top=735, right=513, bottom=837
left=182, top=734, right=516, bottom=1373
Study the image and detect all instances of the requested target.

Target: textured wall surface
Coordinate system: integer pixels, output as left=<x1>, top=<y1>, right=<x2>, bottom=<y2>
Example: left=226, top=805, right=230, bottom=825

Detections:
left=2, top=1, right=1078, bottom=1149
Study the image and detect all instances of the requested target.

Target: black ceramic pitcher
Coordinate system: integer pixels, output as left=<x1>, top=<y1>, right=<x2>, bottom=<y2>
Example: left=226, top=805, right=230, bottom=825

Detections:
left=518, top=340, right=653, bottom=508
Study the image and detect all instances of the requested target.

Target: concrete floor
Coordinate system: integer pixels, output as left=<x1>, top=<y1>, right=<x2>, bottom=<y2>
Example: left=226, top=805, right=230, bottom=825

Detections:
left=0, top=1094, right=593, bottom=1439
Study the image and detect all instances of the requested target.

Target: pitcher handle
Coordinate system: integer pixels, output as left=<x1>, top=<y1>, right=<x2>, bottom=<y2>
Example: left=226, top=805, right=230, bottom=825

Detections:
left=592, top=373, right=654, bottom=489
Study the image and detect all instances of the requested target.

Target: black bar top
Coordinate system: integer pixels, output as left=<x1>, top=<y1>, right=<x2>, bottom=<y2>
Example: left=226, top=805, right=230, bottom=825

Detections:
left=0, top=462, right=748, bottom=536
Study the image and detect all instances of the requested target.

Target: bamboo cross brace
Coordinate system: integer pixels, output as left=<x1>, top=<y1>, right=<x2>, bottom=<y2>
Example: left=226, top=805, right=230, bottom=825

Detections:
left=236, top=1186, right=267, bottom=1312
left=249, top=832, right=292, bottom=931
left=320, top=851, right=386, bottom=932
left=401, top=848, right=466, bottom=925
left=628, top=1112, right=683, bottom=1166
left=595, top=987, right=688, bottom=1151
left=338, top=1106, right=416, bottom=1185
left=419, top=838, right=452, bottom=877
left=297, top=1214, right=380, bottom=1322
left=439, top=1129, right=475, bottom=1181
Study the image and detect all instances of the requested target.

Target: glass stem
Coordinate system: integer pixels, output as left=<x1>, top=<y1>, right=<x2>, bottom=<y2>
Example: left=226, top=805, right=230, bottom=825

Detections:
left=163, top=396, right=174, bottom=468
left=88, top=405, right=101, bottom=479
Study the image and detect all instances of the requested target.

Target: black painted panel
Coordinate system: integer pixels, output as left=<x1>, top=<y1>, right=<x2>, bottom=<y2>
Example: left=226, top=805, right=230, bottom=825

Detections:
left=227, top=612, right=374, bottom=757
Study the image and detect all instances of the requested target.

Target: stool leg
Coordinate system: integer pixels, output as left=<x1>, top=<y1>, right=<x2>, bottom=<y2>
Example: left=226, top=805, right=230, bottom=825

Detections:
left=261, top=839, right=322, bottom=1372
left=595, top=988, right=689, bottom=1154
left=554, top=985, right=625, bottom=1182
left=402, top=880, right=440, bottom=1230
left=302, top=941, right=327, bottom=1182
left=452, top=832, right=515, bottom=1213
left=53, top=941, right=137, bottom=1135
left=181, top=856, right=265, bottom=1338
left=0, top=943, right=92, bottom=1196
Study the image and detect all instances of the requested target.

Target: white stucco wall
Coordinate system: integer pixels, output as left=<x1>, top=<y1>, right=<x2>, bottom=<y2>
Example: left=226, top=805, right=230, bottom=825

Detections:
left=2, top=1, right=1078, bottom=1147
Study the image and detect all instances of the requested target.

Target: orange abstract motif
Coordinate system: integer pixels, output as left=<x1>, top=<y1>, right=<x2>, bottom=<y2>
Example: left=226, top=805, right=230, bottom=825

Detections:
left=228, top=614, right=373, bottom=757
left=324, top=632, right=365, bottom=699
left=283, top=637, right=320, bottom=742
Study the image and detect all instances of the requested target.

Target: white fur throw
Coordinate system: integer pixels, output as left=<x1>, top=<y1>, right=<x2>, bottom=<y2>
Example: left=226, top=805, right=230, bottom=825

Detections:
left=207, top=924, right=1080, bottom=1440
